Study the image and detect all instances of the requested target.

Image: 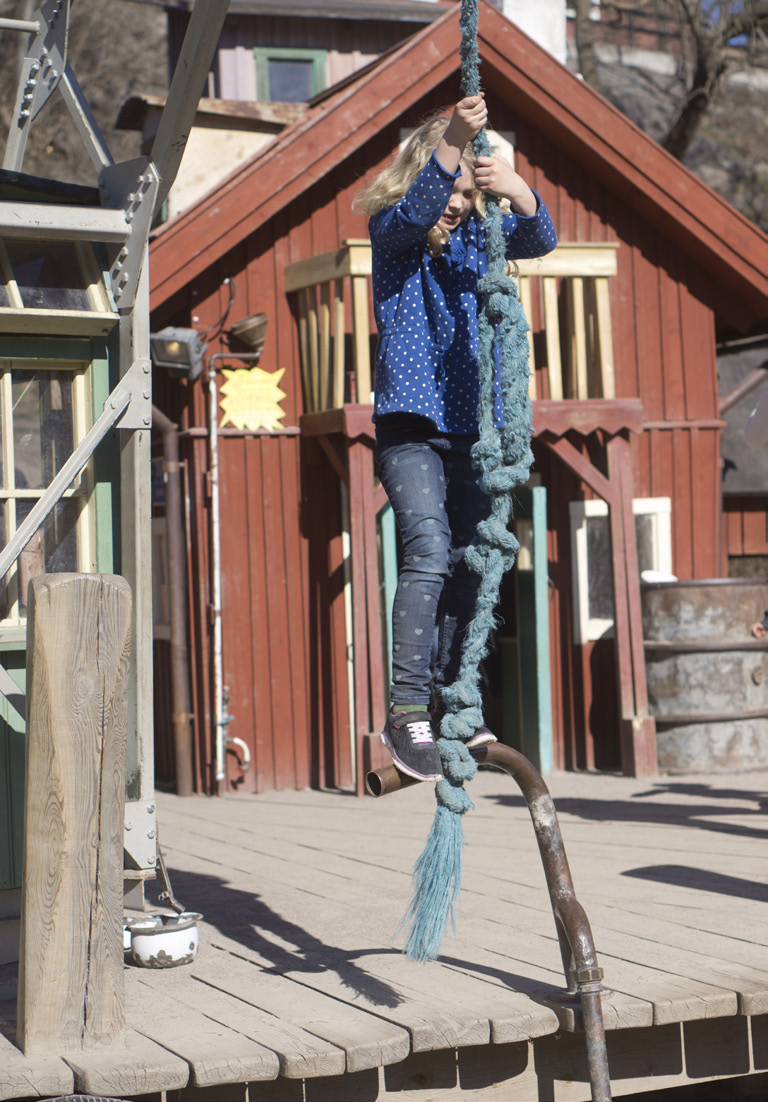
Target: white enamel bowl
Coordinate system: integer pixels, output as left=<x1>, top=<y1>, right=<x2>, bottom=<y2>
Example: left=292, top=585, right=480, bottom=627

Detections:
left=126, top=912, right=202, bottom=968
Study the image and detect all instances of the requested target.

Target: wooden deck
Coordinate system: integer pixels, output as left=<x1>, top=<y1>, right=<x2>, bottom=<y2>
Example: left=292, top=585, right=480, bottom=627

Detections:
left=2, top=766, right=768, bottom=1101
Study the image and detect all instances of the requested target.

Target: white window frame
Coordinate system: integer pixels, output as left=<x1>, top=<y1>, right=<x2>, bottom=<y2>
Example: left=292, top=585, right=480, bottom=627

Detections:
left=0, top=358, right=95, bottom=630
left=569, top=496, right=672, bottom=644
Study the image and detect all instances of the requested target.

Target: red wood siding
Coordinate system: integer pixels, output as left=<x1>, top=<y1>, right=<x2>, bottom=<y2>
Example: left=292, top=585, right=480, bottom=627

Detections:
left=724, top=497, right=768, bottom=560
left=149, top=2, right=762, bottom=784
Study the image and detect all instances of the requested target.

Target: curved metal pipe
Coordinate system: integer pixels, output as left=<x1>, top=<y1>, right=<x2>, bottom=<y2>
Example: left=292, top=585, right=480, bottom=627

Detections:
left=366, top=743, right=612, bottom=1102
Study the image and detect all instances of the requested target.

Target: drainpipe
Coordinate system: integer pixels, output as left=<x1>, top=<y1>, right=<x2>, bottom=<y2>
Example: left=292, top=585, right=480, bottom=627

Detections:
left=152, top=406, right=194, bottom=796
left=208, top=354, right=258, bottom=789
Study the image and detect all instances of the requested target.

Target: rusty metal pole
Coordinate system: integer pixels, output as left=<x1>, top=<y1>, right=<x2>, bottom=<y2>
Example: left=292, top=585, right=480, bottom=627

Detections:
left=366, top=743, right=612, bottom=1102
left=152, top=406, right=194, bottom=796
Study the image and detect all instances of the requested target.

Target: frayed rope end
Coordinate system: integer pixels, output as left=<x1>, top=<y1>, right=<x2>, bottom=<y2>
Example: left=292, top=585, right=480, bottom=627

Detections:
left=399, top=803, right=468, bottom=963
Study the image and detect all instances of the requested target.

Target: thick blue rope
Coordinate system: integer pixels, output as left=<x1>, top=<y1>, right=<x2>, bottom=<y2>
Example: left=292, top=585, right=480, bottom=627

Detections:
left=402, top=0, right=534, bottom=963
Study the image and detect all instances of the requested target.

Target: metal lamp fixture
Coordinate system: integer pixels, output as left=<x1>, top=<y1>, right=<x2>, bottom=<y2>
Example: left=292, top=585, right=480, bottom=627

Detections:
left=150, top=327, right=208, bottom=381
left=226, top=312, right=268, bottom=359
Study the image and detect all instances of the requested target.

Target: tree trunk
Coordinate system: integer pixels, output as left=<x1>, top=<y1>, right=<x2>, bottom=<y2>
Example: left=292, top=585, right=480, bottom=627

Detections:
left=662, top=41, right=726, bottom=160
left=573, top=0, right=602, bottom=92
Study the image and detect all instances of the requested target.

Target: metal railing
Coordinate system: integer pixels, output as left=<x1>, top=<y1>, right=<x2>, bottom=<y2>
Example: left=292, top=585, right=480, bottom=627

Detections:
left=367, top=742, right=612, bottom=1102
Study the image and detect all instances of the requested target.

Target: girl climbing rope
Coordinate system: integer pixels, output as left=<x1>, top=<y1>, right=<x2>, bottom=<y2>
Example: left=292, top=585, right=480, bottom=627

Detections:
left=356, top=99, right=556, bottom=783
left=356, top=0, right=557, bottom=963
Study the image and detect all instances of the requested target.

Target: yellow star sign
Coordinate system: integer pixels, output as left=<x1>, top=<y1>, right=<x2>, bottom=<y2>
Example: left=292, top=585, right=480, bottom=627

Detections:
left=219, top=366, right=287, bottom=432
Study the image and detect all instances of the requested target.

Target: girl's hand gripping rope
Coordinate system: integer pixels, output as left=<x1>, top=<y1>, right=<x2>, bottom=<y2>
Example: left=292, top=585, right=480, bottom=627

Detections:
left=436, top=93, right=487, bottom=174
left=474, top=154, right=537, bottom=217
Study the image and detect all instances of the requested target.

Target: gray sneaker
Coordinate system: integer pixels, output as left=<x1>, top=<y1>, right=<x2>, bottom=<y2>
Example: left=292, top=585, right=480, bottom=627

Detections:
left=381, top=708, right=444, bottom=782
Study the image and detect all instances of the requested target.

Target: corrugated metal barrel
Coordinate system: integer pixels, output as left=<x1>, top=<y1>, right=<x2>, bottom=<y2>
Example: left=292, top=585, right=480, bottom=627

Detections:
left=642, top=578, right=768, bottom=772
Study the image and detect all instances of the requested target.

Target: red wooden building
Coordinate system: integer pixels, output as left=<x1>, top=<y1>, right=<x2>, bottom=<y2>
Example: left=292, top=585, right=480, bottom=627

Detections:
left=147, top=1, right=767, bottom=795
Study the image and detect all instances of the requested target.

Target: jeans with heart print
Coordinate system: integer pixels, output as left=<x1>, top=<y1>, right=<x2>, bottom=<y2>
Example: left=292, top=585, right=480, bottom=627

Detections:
left=375, top=413, right=491, bottom=708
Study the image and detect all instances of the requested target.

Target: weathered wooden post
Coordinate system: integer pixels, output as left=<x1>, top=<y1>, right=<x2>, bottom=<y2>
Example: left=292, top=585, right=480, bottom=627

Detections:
left=18, top=574, right=132, bottom=1054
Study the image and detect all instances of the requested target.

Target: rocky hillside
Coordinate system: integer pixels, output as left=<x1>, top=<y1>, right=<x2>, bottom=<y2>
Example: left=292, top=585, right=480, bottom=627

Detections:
left=598, top=58, right=768, bottom=232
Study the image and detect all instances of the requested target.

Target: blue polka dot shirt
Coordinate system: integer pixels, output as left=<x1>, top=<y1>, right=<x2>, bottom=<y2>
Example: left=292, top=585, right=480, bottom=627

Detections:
left=369, top=151, right=558, bottom=433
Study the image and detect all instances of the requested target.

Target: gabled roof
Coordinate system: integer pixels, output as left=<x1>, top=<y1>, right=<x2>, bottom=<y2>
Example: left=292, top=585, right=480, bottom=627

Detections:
left=149, top=0, right=767, bottom=332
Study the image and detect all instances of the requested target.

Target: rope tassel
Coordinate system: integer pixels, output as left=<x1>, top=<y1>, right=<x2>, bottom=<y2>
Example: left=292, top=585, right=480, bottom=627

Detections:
left=400, top=0, right=533, bottom=963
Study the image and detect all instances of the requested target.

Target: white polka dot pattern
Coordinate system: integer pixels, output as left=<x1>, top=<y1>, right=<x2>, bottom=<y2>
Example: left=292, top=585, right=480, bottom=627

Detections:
left=369, top=151, right=558, bottom=433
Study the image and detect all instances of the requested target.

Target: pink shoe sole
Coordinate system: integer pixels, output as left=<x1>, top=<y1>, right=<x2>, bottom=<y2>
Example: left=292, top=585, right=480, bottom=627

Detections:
left=465, top=729, right=497, bottom=750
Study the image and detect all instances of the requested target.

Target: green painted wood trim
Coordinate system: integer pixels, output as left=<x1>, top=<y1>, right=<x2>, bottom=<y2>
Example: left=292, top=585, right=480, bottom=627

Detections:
left=379, top=503, right=397, bottom=695
left=532, top=485, right=553, bottom=776
left=89, top=336, right=118, bottom=574
left=0, top=335, right=95, bottom=360
left=0, top=654, right=26, bottom=890
left=252, top=45, right=327, bottom=101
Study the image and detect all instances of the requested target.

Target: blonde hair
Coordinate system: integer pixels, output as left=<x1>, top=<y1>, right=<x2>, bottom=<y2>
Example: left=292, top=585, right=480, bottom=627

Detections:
left=355, top=112, right=484, bottom=257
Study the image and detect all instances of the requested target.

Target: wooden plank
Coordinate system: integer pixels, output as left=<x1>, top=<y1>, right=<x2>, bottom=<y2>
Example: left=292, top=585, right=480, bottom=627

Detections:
left=332, top=278, right=346, bottom=408
left=613, top=436, right=652, bottom=726
left=152, top=822, right=649, bottom=1035
left=284, top=244, right=370, bottom=293
left=568, top=277, right=588, bottom=399
left=594, top=276, right=615, bottom=399
left=261, top=439, right=300, bottom=791
left=191, top=950, right=411, bottom=1073
left=533, top=398, right=643, bottom=438
left=307, top=287, right=320, bottom=413
left=149, top=772, right=768, bottom=1048
left=564, top=904, right=768, bottom=1016
left=286, top=241, right=621, bottom=293
left=630, top=221, right=664, bottom=421
left=236, top=438, right=273, bottom=793
left=351, top=275, right=371, bottom=403
left=348, top=440, right=372, bottom=740
left=127, top=978, right=280, bottom=1087
left=0, top=1023, right=74, bottom=1101
left=279, top=436, right=313, bottom=791
left=542, top=275, right=562, bottom=401
left=19, top=574, right=130, bottom=1054
left=672, top=428, right=694, bottom=578
left=518, top=243, right=619, bottom=278
left=63, top=1027, right=190, bottom=1096
left=135, top=966, right=347, bottom=1079
left=679, top=271, right=717, bottom=422
left=603, top=440, right=637, bottom=767
left=297, top=289, right=312, bottom=414
left=542, top=436, right=614, bottom=505
left=518, top=276, right=537, bottom=399
left=689, top=427, right=720, bottom=579
left=319, top=281, right=332, bottom=411
left=659, top=247, right=686, bottom=423
left=359, top=439, right=386, bottom=749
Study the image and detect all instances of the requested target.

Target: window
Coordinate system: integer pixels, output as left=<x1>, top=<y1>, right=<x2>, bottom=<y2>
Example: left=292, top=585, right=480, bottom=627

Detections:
left=0, top=239, right=116, bottom=335
left=569, top=497, right=672, bottom=643
left=253, top=47, right=326, bottom=102
left=0, top=360, right=95, bottom=627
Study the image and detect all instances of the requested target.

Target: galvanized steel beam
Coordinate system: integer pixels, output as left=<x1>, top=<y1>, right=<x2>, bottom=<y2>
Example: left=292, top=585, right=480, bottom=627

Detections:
left=2, top=0, right=71, bottom=173
left=149, top=0, right=230, bottom=215
left=0, top=201, right=128, bottom=242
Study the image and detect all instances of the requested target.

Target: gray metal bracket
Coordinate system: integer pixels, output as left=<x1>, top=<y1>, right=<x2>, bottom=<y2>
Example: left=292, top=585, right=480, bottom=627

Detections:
left=124, top=798, right=157, bottom=872
left=114, top=356, right=153, bottom=431
left=98, top=158, right=160, bottom=310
